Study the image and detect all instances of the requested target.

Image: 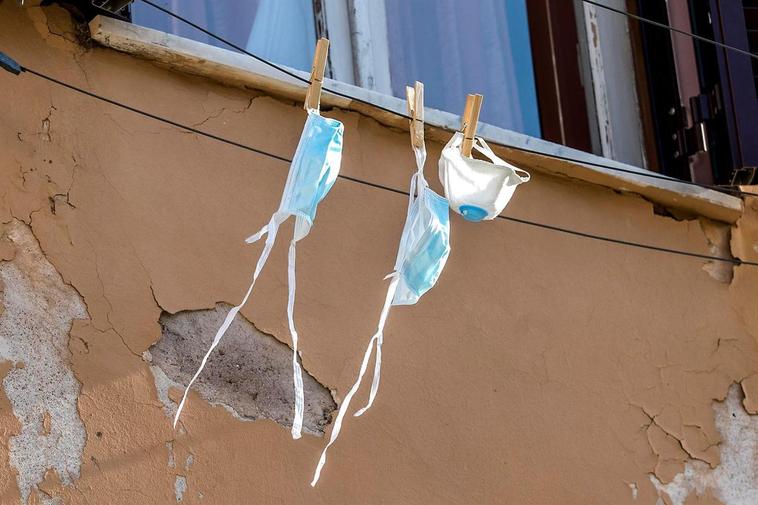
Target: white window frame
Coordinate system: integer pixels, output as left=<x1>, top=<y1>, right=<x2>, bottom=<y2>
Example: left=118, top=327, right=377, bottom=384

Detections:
left=574, top=0, right=647, bottom=168
left=320, top=0, right=649, bottom=170
left=322, top=0, right=392, bottom=95
left=129, top=0, right=647, bottom=169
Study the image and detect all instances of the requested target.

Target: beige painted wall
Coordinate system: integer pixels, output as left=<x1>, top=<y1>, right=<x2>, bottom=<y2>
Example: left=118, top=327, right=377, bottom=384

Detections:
left=0, top=4, right=757, bottom=504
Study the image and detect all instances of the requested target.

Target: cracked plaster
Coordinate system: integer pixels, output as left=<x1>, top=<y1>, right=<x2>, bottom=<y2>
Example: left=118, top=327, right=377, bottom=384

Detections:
left=0, top=3, right=756, bottom=503
left=0, top=220, right=86, bottom=503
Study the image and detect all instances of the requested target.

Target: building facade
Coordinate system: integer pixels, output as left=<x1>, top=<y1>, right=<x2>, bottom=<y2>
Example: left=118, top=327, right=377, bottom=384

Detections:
left=0, top=1, right=757, bottom=504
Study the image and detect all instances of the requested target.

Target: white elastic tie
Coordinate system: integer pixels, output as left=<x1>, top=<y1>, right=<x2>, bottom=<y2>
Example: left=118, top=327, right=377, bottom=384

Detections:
left=287, top=237, right=305, bottom=439
left=311, top=275, right=399, bottom=486
left=413, top=144, right=426, bottom=173
left=353, top=274, right=398, bottom=417
left=472, top=137, right=531, bottom=182
left=173, top=214, right=281, bottom=428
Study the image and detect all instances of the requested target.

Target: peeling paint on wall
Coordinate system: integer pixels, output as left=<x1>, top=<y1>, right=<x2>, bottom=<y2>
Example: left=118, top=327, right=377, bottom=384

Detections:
left=174, top=475, right=187, bottom=502
left=651, top=384, right=758, bottom=505
left=0, top=220, right=87, bottom=503
left=700, top=219, right=734, bottom=283
left=147, top=304, right=336, bottom=435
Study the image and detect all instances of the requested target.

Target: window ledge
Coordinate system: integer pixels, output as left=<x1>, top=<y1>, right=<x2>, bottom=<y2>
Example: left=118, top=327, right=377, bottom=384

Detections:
left=88, top=15, right=743, bottom=223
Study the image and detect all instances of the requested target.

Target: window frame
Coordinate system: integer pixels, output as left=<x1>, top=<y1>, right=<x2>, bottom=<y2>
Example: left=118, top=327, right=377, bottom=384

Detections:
left=322, top=0, right=391, bottom=94
left=323, top=0, right=548, bottom=135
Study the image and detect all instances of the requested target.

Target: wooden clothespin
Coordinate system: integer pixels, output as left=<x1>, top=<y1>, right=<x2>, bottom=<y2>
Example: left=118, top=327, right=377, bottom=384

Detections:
left=460, top=94, right=483, bottom=157
left=304, top=38, right=329, bottom=112
left=406, top=81, right=424, bottom=149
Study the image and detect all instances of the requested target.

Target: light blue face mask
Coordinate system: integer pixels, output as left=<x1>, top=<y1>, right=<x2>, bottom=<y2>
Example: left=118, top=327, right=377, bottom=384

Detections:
left=311, top=145, right=451, bottom=486
left=392, top=169, right=451, bottom=305
left=279, top=112, right=344, bottom=237
left=174, top=110, right=343, bottom=440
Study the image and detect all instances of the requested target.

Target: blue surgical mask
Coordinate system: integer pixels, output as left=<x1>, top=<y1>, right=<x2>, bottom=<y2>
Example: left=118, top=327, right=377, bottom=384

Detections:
left=392, top=170, right=451, bottom=305
left=279, top=111, right=344, bottom=238
left=174, top=110, right=344, bottom=441
left=311, top=145, right=450, bottom=486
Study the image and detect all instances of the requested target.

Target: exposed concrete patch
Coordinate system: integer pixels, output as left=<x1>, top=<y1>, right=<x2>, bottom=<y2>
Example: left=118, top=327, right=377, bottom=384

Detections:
left=166, top=441, right=176, bottom=469
left=629, top=482, right=638, bottom=500
left=0, top=220, right=87, bottom=503
left=174, top=475, right=187, bottom=502
left=145, top=351, right=184, bottom=419
left=700, top=219, right=734, bottom=283
left=651, top=384, right=758, bottom=505
left=147, top=304, right=336, bottom=435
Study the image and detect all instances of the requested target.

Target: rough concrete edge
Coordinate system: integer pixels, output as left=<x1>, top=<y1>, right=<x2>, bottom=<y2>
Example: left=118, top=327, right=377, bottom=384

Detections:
left=85, top=15, right=743, bottom=224
left=143, top=327, right=336, bottom=438
left=648, top=383, right=758, bottom=505
left=0, top=220, right=88, bottom=504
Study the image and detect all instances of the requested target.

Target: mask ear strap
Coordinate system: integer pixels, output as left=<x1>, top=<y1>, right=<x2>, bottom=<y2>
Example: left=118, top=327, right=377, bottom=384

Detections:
left=513, top=167, right=531, bottom=182
left=413, top=145, right=427, bottom=175
left=407, top=145, right=428, bottom=211
left=472, top=137, right=531, bottom=182
left=311, top=275, right=400, bottom=486
left=471, top=137, right=503, bottom=163
left=174, top=212, right=285, bottom=428
left=286, top=216, right=311, bottom=440
left=353, top=272, right=398, bottom=418
left=447, top=131, right=464, bottom=150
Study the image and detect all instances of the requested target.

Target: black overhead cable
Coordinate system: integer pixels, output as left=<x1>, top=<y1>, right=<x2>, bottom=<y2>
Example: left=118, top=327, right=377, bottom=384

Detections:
left=21, top=66, right=291, bottom=163
left=581, top=0, right=758, bottom=61
left=4, top=59, right=756, bottom=268
left=137, top=0, right=757, bottom=199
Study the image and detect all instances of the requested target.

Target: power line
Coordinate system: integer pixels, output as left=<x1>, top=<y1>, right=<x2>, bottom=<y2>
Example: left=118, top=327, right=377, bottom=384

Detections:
left=8, top=61, right=756, bottom=267
left=139, top=0, right=404, bottom=120
left=581, top=0, right=758, bottom=61
left=22, top=66, right=291, bottom=164
left=136, top=0, right=756, bottom=199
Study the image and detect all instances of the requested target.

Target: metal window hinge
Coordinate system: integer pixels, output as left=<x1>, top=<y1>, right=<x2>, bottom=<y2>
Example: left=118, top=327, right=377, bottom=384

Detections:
left=689, top=86, right=722, bottom=123
left=672, top=87, right=721, bottom=159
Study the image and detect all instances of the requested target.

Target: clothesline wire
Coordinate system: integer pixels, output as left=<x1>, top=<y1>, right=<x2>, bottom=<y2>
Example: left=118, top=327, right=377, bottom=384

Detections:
left=581, top=0, right=758, bottom=61
left=13, top=63, right=758, bottom=268
left=137, top=0, right=758, bottom=199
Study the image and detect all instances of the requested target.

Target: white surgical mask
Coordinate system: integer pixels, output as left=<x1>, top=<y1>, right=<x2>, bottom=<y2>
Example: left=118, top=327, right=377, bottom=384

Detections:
left=174, top=110, right=344, bottom=440
left=439, top=132, right=530, bottom=222
left=311, top=145, right=450, bottom=486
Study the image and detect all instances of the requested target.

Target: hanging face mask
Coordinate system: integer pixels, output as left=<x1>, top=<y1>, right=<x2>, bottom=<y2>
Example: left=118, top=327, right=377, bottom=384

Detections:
left=439, top=132, right=530, bottom=222
left=391, top=169, right=451, bottom=305
left=311, top=144, right=450, bottom=486
left=174, top=110, right=344, bottom=441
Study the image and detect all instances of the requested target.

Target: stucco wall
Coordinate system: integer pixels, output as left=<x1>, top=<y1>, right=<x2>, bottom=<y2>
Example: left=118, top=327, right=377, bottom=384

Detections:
left=0, top=4, right=757, bottom=504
